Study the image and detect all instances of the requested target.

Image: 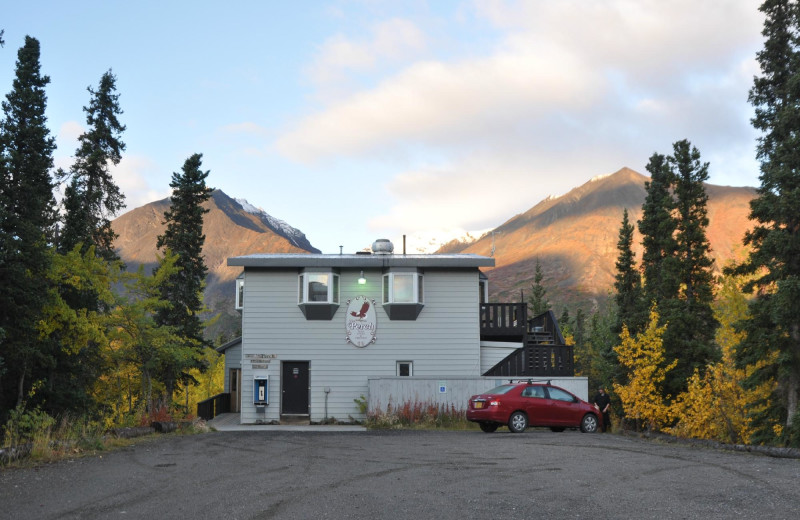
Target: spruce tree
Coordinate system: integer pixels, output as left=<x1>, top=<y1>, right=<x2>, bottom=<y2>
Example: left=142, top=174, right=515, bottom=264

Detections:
left=728, top=0, right=800, bottom=445
left=0, top=36, right=57, bottom=410
left=527, top=258, right=550, bottom=316
left=154, top=153, right=213, bottom=406
left=668, top=139, right=720, bottom=389
left=638, top=153, right=680, bottom=307
left=614, top=209, right=646, bottom=335
left=58, top=70, right=125, bottom=261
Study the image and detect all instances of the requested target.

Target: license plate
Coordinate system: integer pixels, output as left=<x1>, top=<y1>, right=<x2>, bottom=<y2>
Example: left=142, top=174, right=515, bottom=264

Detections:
left=474, top=401, right=484, bottom=409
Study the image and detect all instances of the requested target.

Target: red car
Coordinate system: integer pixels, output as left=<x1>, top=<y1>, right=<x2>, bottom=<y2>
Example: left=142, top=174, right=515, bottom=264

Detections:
left=467, top=381, right=601, bottom=433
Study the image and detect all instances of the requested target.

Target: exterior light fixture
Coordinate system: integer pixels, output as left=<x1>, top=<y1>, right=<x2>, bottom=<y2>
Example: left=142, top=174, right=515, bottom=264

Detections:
left=358, top=270, right=367, bottom=285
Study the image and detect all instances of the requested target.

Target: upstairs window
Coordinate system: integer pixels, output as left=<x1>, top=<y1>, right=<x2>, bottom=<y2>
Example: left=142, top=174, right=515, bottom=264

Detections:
left=298, top=271, right=340, bottom=320
left=382, top=271, right=424, bottom=320
left=299, top=272, right=339, bottom=304
left=235, top=276, right=245, bottom=310
left=382, top=272, right=423, bottom=304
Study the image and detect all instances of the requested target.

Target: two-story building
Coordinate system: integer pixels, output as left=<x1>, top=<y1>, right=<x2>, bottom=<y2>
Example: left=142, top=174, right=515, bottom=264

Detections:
left=209, top=239, right=576, bottom=425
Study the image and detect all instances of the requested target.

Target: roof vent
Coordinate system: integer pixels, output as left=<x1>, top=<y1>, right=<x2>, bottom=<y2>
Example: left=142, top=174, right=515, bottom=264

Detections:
left=371, top=239, right=394, bottom=255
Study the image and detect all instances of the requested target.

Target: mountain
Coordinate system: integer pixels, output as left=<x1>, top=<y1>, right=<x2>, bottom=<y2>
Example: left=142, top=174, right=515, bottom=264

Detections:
left=449, top=167, right=757, bottom=311
left=112, top=190, right=319, bottom=340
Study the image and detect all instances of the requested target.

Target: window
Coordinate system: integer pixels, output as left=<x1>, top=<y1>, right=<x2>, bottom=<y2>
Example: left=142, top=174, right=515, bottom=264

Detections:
left=235, top=276, right=245, bottom=310
left=547, top=387, right=576, bottom=403
left=382, top=271, right=424, bottom=320
left=382, top=272, right=423, bottom=304
left=298, top=272, right=339, bottom=304
left=522, top=386, right=545, bottom=398
left=479, top=274, right=488, bottom=303
left=397, top=361, right=413, bottom=377
left=298, top=271, right=340, bottom=320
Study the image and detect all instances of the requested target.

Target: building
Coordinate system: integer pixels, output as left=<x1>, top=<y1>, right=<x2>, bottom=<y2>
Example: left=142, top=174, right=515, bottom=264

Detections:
left=211, top=239, right=576, bottom=424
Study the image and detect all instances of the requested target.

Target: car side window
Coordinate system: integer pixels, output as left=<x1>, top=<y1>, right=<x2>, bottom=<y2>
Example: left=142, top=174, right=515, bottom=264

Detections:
left=522, top=386, right=545, bottom=398
left=547, top=387, right=575, bottom=402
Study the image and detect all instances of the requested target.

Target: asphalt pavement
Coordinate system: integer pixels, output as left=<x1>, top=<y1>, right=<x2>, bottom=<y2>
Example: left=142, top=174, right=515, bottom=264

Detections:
left=1, top=428, right=799, bottom=519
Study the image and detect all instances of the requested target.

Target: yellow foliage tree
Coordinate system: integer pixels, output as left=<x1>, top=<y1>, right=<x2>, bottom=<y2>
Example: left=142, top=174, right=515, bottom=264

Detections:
left=613, top=306, right=676, bottom=432
left=667, top=275, right=774, bottom=444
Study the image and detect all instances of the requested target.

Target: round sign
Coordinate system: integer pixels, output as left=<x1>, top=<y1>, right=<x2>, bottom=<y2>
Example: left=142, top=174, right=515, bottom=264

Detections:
left=345, top=296, right=377, bottom=347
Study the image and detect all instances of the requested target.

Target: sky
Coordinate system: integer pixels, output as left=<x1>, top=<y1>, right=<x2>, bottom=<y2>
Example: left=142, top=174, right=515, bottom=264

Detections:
left=2, top=1, right=765, bottom=254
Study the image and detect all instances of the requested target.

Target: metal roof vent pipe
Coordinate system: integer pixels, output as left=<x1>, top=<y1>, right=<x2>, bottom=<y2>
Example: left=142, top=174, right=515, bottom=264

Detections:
left=372, top=239, right=394, bottom=255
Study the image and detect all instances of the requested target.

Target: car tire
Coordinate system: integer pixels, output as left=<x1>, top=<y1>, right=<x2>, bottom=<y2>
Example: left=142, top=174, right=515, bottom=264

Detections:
left=550, top=427, right=565, bottom=432
left=508, top=411, right=528, bottom=433
left=479, top=422, right=498, bottom=433
left=580, top=414, right=599, bottom=433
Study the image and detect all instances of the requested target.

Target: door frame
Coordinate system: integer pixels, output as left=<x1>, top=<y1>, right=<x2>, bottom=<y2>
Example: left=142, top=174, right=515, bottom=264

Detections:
left=229, top=368, right=241, bottom=413
left=281, top=361, right=310, bottom=416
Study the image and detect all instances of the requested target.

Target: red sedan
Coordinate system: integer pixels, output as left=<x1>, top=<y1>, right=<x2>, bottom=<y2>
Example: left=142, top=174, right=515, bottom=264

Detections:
left=467, top=381, right=601, bottom=433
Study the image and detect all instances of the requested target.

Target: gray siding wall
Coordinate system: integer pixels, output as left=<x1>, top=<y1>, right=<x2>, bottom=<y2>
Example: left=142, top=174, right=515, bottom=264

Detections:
left=221, top=342, right=242, bottom=393
left=480, top=341, right=522, bottom=374
left=239, top=267, right=482, bottom=424
left=367, top=377, right=590, bottom=411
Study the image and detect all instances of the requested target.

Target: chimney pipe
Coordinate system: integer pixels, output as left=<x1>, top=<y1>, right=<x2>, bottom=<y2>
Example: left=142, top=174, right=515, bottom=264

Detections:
left=403, top=235, right=406, bottom=255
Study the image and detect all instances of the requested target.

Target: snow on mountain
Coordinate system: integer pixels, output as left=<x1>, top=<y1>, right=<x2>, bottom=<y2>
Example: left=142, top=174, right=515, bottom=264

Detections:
left=392, top=228, right=492, bottom=254
left=234, top=197, right=317, bottom=252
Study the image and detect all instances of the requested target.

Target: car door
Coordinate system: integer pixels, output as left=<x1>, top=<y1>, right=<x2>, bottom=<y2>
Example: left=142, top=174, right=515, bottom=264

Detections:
left=520, top=386, right=552, bottom=426
left=545, top=386, right=581, bottom=426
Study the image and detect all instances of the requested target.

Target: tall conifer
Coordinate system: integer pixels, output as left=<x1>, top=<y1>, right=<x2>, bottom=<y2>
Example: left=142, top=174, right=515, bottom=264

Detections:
left=0, top=36, right=57, bottom=410
left=614, top=209, right=646, bottom=336
left=154, top=153, right=213, bottom=406
left=729, top=0, right=800, bottom=445
left=668, top=140, right=719, bottom=391
left=58, top=70, right=126, bottom=261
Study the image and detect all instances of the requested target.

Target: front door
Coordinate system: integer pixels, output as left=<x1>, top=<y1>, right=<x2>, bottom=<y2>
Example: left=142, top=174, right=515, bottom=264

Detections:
left=229, top=369, right=241, bottom=413
left=281, top=361, right=309, bottom=415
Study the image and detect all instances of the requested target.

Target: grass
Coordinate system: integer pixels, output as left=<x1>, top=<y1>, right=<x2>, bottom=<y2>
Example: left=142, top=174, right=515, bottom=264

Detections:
left=365, top=398, right=479, bottom=430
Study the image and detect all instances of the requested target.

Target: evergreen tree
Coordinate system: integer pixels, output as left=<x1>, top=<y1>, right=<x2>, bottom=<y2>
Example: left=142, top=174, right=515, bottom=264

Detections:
left=559, top=307, right=572, bottom=336
left=728, top=0, right=800, bottom=445
left=668, top=140, right=720, bottom=390
left=0, top=36, right=57, bottom=412
left=614, top=209, right=646, bottom=335
left=574, top=307, right=586, bottom=351
left=154, top=153, right=213, bottom=406
left=58, top=70, right=125, bottom=261
left=638, top=153, right=679, bottom=307
left=527, top=258, right=550, bottom=316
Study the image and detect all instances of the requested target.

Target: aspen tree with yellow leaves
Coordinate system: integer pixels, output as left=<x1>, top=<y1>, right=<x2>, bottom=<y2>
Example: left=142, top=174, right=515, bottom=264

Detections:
left=668, top=276, right=774, bottom=444
left=613, top=306, right=676, bottom=432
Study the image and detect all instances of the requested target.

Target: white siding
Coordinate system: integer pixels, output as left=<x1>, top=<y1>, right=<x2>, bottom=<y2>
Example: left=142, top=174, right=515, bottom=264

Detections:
left=239, top=267, right=482, bottom=424
left=221, top=342, right=242, bottom=393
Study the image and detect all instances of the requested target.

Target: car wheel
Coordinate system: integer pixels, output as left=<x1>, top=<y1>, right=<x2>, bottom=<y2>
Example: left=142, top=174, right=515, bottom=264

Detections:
left=479, top=422, right=498, bottom=433
left=580, top=414, right=599, bottom=433
left=550, top=427, right=565, bottom=432
left=508, top=411, right=528, bottom=433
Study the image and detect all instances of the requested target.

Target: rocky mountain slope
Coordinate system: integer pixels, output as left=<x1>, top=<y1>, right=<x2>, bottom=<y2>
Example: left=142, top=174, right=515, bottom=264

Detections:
left=112, top=190, right=318, bottom=339
left=448, top=167, right=757, bottom=311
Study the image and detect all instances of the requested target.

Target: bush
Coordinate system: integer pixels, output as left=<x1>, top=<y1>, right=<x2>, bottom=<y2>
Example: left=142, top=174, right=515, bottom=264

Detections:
left=366, top=398, right=472, bottom=429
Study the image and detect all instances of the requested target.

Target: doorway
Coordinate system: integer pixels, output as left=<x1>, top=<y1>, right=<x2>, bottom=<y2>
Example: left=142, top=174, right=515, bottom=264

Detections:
left=281, top=361, right=310, bottom=415
left=229, top=368, right=241, bottom=413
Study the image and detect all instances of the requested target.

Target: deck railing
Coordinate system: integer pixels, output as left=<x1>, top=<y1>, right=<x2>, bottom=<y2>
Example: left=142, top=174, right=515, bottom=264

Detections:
left=483, top=344, right=574, bottom=377
left=480, top=303, right=528, bottom=337
left=197, top=392, right=230, bottom=420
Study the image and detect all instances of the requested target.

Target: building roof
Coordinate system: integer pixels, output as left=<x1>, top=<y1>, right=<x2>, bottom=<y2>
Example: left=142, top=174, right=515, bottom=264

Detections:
left=227, top=253, right=495, bottom=269
left=216, top=336, right=242, bottom=353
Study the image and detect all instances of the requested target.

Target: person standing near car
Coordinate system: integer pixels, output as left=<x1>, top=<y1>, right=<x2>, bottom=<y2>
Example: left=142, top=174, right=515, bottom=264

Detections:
left=593, top=387, right=611, bottom=432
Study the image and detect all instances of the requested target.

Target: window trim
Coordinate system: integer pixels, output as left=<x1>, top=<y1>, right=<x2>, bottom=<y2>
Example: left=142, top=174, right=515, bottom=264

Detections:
left=297, top=270, right=340, bottom=320
left=382, top=270, right=424, bottom=320
left=396, top=361, right=413, bottom=377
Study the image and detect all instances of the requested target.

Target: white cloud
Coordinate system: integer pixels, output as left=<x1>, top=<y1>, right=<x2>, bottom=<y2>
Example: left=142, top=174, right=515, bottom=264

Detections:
left=111, top=155, right=171, bottom=213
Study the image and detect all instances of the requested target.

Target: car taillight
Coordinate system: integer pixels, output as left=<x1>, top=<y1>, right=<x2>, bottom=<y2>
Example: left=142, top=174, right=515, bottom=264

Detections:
left=489, top=400, right=500, bottom=407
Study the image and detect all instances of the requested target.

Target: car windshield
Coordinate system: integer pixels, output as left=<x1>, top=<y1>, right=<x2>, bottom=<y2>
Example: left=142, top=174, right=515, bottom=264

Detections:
left=483, top=385, right=516, bottom=395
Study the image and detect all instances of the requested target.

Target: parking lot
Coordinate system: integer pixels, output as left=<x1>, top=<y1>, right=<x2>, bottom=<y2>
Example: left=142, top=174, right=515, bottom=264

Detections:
left=2, top=428, right=799, bottom=519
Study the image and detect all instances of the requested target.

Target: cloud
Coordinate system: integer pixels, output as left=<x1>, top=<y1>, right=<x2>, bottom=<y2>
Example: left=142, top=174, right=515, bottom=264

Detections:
left=278, top=0, right=764, bottom=239
left=111, top=155, right=171, bottom=213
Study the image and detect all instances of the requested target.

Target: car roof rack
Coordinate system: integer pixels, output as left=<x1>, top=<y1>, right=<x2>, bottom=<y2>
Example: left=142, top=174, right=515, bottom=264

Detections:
left=507, top=378, right=552, bottom=385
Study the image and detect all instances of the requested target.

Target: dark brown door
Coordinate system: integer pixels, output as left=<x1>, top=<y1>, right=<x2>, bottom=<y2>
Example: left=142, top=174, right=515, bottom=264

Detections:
left=230, top=369, right=241, bottom=413
left=281, top=361, right=309, bottom=415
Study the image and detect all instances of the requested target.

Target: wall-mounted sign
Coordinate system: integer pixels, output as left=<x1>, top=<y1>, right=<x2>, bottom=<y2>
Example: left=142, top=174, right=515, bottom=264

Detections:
left=345, top=296, right=377, bottom=348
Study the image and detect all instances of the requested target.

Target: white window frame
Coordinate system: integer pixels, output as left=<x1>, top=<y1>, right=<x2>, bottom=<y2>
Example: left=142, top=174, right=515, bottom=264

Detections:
left=235, top=276, right=245, bottom=310
left=298, top=271, right=340, bottom=304
left=396, top=361, right=413, bottom=377
left=382, top=272, right=423, bottom=304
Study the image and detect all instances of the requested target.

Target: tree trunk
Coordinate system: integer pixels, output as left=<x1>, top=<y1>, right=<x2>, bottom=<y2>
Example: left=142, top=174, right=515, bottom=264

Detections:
left=787, top=323, right=800, bottom=428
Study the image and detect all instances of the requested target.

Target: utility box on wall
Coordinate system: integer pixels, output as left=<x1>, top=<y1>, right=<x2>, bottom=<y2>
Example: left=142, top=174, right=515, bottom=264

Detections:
left=254, top=376, right=269, bottom=407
